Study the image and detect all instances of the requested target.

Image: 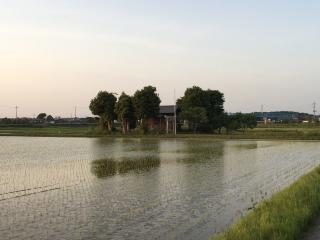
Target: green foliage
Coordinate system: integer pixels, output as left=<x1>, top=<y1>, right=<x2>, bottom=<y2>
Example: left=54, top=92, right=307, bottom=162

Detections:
left=226, top=113, right=257, bottom=133
left=211, top=166, right=320, bottom=240
left=37, top=113, right=47, bottom=120
left=133, top=86, right=161, bottom=130
left=177, top=86, right=225, bottom=132
left=1, top=124, right=320, bottom=139
left=89, top=91, right=117, bottom=131
left=177, top=86, right=204, bottom=109
left=91, top=156, right=160, bottom=178
left=46, top=115, right=54, bottom=122
left=115, top=92, right=135, bottom=133
left=180, top=107, right=208, bottom=133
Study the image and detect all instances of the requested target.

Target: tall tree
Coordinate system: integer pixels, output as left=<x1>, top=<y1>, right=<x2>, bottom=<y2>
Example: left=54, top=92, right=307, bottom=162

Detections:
left=37, top=113, right=47, bottom=120
left=204, top=89, right=225, bottom=131
left=133, top=86, right=161, bottom=132
left=46, top=115, right=54, bottom=122
left=177, top=86, right=205, bottom=109
left=89, top=91, right=117, bottom=131
left=177, top=86, right=225, bottom=133
left=115, top=92, right=135, bottom=133
left=180, top=107, right=208, bottom=133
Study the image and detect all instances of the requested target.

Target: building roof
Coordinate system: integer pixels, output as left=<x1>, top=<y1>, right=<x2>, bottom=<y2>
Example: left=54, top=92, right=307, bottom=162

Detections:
left=160, top=105, right=175, bottom=114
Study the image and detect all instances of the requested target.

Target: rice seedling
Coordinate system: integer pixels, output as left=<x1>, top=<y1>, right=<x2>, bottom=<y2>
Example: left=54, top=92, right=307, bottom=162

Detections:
left=91, top=155, right=160, bottom=178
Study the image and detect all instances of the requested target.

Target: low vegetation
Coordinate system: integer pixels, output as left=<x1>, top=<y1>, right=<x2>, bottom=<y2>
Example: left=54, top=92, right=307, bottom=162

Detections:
left=91, top=156, right=160, bottom=178
left=0, top=125, right=101, bottom=137
left=1, top=124, right=320, bottom=140
left=211, top=166, right=320, bottom=240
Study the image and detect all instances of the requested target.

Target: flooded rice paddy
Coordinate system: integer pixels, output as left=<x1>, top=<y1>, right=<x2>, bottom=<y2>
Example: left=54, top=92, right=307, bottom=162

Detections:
left=1, top=137, right=320, bottom=239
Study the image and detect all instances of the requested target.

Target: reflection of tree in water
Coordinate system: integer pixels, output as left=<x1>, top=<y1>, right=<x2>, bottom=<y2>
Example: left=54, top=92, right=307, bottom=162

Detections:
left=91, top=155, right=160, bottom=178
left=178, top=141, right=225, bottom=164
left=233, top=143, right=258, bottom=150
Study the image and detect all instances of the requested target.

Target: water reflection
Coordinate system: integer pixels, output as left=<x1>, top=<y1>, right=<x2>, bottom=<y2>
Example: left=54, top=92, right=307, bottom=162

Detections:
left=1, top=137, right=320, bottom=240
left=233, top=142, right=258, bottom=150
left=91, top=156, right=161, bottom=178
left=176, top=141, right=225, bottom=164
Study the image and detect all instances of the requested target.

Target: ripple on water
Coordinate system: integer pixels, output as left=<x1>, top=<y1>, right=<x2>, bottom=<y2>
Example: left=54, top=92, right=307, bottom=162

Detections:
left=0, top=137, right=320, bottom=239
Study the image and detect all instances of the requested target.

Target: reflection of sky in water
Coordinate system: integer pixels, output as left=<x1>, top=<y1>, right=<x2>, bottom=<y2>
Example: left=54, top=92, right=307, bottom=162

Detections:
left=0, top=137, right=319, bottom=239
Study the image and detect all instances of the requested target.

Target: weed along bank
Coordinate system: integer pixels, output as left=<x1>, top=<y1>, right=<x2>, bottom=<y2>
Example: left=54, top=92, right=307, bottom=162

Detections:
left=211, top=166, right=320, bottom=240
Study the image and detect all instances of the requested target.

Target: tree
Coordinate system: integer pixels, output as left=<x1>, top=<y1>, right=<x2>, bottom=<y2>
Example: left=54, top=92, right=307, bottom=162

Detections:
left=115, top=92, right=135, bottom=133
left=225, top=113, right=257, bottom=133
left=204, top=89, right=225, bottom=131
left=177, top=86, right=225, bottom=133
left=133, top=86, right=161, bottom=132
left=242, top=113, right=257, bottom=131
left=37, top=113, right=47, bottom=120
left=89, top=91, right=117, bottom=131
left=177, top=86, right=204, bottom=109
left=180, top=107, right=208, bottom=133
left=46, top=115, right=54, bottom=122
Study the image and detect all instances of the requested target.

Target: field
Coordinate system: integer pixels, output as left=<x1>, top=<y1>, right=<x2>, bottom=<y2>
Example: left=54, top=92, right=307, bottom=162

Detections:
left=2, top=136, right=320, bottom=239
left=0, top=125, right=102, bottom=137
left=211, top=165, right=320, bottom=240
left=1, top=123, right=320, bottom=140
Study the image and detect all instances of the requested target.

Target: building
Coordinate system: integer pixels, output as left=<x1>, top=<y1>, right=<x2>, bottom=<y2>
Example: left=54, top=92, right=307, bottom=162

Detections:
left=159, top=105, right=176, bottom=133
left=254, top=111, right=314, bottom=123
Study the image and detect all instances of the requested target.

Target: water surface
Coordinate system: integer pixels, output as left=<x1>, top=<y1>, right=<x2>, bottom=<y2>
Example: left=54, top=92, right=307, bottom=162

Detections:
left=0, top=137, right=320, bottom=239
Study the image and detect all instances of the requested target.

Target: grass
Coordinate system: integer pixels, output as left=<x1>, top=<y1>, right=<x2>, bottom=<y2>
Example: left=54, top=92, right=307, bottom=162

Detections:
left=0, top=125, right=103, bottom=137
left=211, top=166, right=320, bottom=240
left=91, top=155, right=160, bottom=178
left=1, top=124, right=320, bottom=140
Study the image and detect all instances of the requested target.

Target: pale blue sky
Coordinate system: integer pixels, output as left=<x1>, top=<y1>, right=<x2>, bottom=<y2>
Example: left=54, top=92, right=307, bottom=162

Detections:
left=0, top=0, right=320, bottom=117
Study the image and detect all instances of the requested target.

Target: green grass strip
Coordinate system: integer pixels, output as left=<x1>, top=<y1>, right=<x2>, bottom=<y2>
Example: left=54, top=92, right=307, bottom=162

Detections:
left=211, top=166, right=320, bottom=240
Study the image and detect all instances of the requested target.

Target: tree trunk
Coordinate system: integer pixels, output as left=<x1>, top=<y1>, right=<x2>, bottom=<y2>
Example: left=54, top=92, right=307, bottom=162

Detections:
left=122, top=120, right=126, bottom=134
left=122, top=119, right=130, bottom=134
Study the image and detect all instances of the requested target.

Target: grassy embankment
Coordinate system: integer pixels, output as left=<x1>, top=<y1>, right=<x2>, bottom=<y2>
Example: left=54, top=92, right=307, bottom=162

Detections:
left=0, top=125, right=102, bottom=137
left=211, top=166, right=320, bottom=240
left=1, top=123, right=320, bottom=140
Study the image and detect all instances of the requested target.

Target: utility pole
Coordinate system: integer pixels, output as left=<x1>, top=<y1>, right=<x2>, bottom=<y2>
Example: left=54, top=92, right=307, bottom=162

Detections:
left=174, top=89, right=177, bottom=135
left=261, top=104, right=266, bottom=125
left=15, top=106, right=19, bottom=119
left=313, top=102, right=317, bottom=122
left=74, top=106, right=77, bottom=119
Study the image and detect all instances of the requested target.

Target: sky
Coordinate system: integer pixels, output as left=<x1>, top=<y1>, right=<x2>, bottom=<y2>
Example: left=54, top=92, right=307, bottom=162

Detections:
left=0, top=0, right=320, bottom=118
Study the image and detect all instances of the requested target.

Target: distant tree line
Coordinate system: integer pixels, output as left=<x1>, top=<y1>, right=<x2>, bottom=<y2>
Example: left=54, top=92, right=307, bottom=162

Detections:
left=36, top=113, right=54, bottom=122
left=89, top=85, right=257, bottom=134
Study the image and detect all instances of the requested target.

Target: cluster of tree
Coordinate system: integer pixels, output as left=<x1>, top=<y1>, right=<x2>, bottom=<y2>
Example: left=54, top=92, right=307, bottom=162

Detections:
left=36, top=113, right=54, bottom=122
left=0, top=118, right=32, bottom=125
left=177, top=86, right=257, bottom=133
left=89, top=86, right=161, bottom=133
left=89, top=85, right=257, bottom=134
left=177, top=86, right=225, bottom=133
left=224, top=113, right=257, bottom=133
left=0, top=116, right=98, bottom=125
